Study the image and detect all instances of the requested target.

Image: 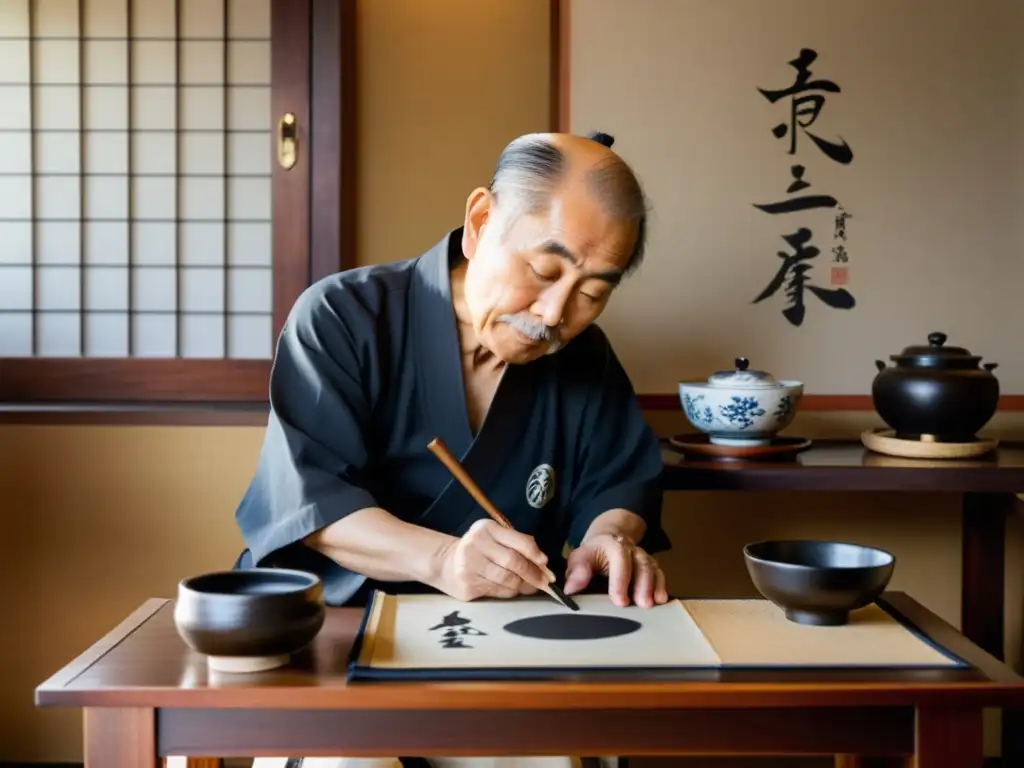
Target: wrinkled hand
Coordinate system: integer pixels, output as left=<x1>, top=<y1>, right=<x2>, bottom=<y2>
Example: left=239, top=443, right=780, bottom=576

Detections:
left=437, top=519, right=551, bottom=601
left=564, top=532, right=668, bottom=608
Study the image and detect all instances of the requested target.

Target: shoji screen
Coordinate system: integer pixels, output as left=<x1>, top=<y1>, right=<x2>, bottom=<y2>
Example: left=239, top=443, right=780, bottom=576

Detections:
left=0, top=0, right=273, bottom=360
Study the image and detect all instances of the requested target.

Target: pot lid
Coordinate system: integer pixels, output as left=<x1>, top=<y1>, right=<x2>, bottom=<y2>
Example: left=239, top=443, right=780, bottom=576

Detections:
left=707, top=358, right=781, bottom=389
left=894, top=332, right=979, bottom=360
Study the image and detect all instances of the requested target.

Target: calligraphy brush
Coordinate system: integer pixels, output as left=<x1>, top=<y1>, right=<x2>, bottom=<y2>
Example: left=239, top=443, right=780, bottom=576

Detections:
left=426, top=437, right=580, bottom=612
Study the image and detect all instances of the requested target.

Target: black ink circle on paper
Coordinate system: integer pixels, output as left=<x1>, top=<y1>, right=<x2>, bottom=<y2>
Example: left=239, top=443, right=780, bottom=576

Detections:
left=502, top=613, right=642, bottom=641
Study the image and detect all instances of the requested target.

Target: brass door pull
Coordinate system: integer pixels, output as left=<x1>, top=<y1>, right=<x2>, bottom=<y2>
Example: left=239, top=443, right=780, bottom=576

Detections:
left=277, top=112, right=297, bottom=170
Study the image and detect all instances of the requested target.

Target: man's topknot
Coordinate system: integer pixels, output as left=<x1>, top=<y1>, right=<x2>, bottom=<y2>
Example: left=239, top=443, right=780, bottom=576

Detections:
left=586, top=131, right=615, bottom=148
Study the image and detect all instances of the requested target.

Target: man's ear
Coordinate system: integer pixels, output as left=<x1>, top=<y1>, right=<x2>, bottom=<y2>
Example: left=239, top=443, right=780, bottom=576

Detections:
left=461, top=187, right=492, bottom=260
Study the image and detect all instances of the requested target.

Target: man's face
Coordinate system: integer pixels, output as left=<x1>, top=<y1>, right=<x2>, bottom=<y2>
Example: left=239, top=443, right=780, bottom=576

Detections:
left=460, top=184, right=636, bottom=364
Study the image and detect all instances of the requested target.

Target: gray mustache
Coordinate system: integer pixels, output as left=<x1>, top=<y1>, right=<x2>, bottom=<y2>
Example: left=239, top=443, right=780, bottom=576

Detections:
left=498, top=313, right=558, bottom=342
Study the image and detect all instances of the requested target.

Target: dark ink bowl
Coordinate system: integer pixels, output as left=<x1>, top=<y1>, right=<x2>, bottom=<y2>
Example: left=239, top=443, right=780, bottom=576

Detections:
left=173, top=568, right=326, bottom=673
left=743, top=540, right=895, bottom=627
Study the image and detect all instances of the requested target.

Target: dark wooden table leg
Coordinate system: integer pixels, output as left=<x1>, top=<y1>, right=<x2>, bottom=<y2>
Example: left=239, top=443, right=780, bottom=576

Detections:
left=961, top=491, right=1021, bottom=763
left=911, top=705, right=983, bottom=767
left=84, top=707, right=158, bottom=768
left=961, top=492, right=1007, bottom=660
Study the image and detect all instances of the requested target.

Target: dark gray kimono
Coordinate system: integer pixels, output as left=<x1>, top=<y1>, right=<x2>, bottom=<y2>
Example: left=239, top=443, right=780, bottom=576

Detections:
left=233, top=228, right=670, bottom=606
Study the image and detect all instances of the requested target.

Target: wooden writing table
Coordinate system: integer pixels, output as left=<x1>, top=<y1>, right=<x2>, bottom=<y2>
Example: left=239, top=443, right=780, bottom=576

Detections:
left=34, top=592, right=1024, bottom=767
left=661, top=438, right=1024, bottom=761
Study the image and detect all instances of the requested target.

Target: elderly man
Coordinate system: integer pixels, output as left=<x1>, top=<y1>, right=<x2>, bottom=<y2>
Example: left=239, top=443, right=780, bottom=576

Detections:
left=234, top=131, right=670, bottom=768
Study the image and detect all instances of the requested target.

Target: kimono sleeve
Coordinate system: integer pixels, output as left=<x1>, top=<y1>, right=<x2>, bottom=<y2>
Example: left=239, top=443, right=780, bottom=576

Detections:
left=234, top=282, right=380, bottom=583
left=565, top=332, right=670, bottom=555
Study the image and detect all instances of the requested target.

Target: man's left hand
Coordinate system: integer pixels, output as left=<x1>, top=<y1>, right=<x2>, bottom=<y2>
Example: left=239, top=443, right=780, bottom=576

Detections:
left=563, top=532, right=669, bottom=608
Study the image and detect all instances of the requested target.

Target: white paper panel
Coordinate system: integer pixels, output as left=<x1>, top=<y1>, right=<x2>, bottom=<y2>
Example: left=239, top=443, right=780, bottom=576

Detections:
left=227, top=86, right=269, bottom=130
left=228, top=131, right=269, bottom=175
left=131, top=40, right=175, bottom=84
left=131, top=222, right=176, bottom=264
left=181, top=0, right=223, bottom=38
left=228, top=0, right=269, bottom=39
left=181, top=177, right=223, bottom=220
left=0, top=313, right=33, bottom=356
left=228, top=222, right=270, bottom=266
left=33, top=40, right=79, bottom=84
left=0, top=132, right=33, bottom=173
left=227, top=313, right=270, bottom=358
left=181, top=132, right=224, bottom=174
left=181, top=222, right=224, bottom=265
left=228, top=42, right=269, bottom=85
left=0, top=87, right=31, bottom=129
left=131, top=132, right=175, bottom=174
left=34, top=85, right=79, bottom=129
left=132, top=177, right=176, bottom=219
left=180, top=267, right=224, bottom=312
left=85, top=176, right=128, bottom=220
left=84, top=40, right=127, bottom=84
left=180, top=86, right=224, bottom=130
left=181, top=313, right=224, bottom=357
left=132, top=266, right=176, bottom=311
left=0, top=0, right=30, bottom=38
left=0, top=176, right=33, bottom=219
left=36, top=312, right=79, bottom=356
left=84, top=265, right=128, bottom=309
left=34, top=0, right=79, bottom=38
left=37, top=265, right=80, bottom=310
left=0, top=40, right=30, bottom=83
left=83, top=0, right=128, bottom=38
left=0, top=222, right=33, bottom=264
left=0, top=266, right=33, bottom=309
left=36, top=221, right=79, bottom=264
left=84, top=131, right=128, bottom=173
left=84, top=221, right=128, bottom=264
left=131, top=313, right=175, bottom=357
left=131, top=0, right=175, bottom=39
left=228, top=176, right=270, bottom=221
left=181, top=41, right=223, bottom=85
left=84, top=312, right=128, bottom=356
left=83, top=85, right=127, bottom=129
left=131, top=85, right=175, bottom=129
left=35, top=176, right=79, bottom=219
left=227, top=266, right=270, bottom=313
left=36, top=132, right=80, bottom=173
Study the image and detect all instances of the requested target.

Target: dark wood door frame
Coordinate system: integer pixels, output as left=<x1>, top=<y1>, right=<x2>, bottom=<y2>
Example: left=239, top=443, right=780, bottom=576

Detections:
left=310, top=0, right=357, bottom=280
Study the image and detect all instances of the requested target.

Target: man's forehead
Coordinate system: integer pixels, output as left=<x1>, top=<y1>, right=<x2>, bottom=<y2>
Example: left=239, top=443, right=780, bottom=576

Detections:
left=534, top=230, right=629, bottom=267
left=524, top=193, right=633, bottom=256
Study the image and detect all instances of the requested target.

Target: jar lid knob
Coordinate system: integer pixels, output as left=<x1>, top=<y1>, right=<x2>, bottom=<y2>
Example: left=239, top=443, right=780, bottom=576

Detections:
left=735, top=357, right=749, bottom=371
left=928, top=332, right=947, bottom=347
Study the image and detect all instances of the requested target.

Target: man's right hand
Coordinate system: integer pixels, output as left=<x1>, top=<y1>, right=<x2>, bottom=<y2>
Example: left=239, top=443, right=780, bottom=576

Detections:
left=434, top=519, right=551, bottom=601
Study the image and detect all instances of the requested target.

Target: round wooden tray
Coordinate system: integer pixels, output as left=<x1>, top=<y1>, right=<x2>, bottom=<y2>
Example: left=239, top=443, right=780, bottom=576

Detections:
left=860, top=428, right=998, bottom=459
left=668, top=433, right=813, bottom=462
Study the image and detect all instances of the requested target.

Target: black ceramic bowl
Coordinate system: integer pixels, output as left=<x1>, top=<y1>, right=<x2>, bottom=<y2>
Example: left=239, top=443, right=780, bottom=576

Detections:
left=743, top=540, right=895, bottom=626
left=173, top=568, right=325, bottom=673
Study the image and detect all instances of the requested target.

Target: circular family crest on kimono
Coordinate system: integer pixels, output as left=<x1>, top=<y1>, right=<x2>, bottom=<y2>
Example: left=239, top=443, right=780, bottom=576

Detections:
left=526, top=463, right=556, bottom=509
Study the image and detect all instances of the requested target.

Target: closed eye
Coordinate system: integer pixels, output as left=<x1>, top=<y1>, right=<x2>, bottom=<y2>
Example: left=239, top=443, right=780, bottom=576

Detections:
left=530, top=264, right=557, bottom=281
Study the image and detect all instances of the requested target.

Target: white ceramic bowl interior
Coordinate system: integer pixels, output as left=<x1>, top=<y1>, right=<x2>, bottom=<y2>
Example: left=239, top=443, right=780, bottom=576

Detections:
left=678, top=380, right=804, bottom=446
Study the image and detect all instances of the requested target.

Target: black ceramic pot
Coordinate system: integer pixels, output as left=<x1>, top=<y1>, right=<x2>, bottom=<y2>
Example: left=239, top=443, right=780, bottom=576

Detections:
left=872, top=332, right=999, bottom=442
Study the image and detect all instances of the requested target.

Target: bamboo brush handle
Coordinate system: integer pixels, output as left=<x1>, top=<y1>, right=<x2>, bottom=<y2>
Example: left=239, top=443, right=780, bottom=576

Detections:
left=426, top=437, right=559, bottom=585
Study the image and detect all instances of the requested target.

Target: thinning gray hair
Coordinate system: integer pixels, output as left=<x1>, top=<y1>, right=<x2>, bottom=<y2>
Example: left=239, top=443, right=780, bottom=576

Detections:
left=486, top=131, right=649, bottom=275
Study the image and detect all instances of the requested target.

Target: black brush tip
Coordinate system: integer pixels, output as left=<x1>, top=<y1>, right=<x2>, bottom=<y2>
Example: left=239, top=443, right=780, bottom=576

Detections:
left=548, top=581, right=580, bottom=611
